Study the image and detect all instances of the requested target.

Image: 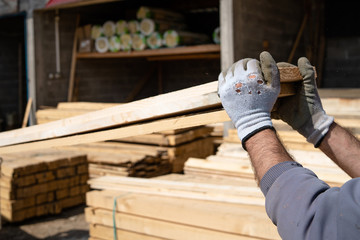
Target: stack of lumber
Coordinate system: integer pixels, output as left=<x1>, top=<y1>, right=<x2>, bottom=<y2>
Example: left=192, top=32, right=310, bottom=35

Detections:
left=207, top=122, right=224, bottom=137
left=0, top=150, right=89, bottom=222
left=86, top=174, right=280, bottom=240
left=60, top=142, right=170, bottom=179
left=114, top=126, right=214, bottom=172
left=37, top=102, right=214, bottom=175
left=61, top=126, right=214, bottom=177
left=185, top=142, right=351, bottom=188
left=36, top=99, right=218, bottom=178
left=85, top=139, right=352, bottom=240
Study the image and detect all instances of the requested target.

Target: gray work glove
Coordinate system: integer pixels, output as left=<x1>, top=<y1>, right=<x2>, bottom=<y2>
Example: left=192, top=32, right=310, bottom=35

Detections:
left=272, top=57, right=334, bottom=147
left=218, top=52, right=280, bottom=149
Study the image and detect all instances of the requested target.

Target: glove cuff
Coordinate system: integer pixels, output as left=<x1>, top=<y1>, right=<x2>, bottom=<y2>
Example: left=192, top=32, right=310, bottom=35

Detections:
left=241, top=126, right=275, bottom=150
left=235, top=111, right=273, bottom=150
left=305, top=113, right=334, bottom=147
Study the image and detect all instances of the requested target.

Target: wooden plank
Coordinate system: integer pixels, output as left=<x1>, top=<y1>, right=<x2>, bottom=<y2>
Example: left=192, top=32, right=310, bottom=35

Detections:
left=67, top=16, right=80, bottom=102
left=88, top=176, right=264, bottom=205
left=36, top=109, right=90, bottom=120
left=147, top=53, right=220, bottom=61
left=22, top=98, right=33, bottom=128
left=0, top=81, right=221, bottom=147
left=319, top=89, right=360, bottom=98
left=86, top=190, right=280, bottom=239
left=1, top=197, right=36, bottom=212
left=118, top=126, right=213, bottom=146
left=85, top=207, right=262, bottom=240
left=155, top=173, right=258, bottom=187
left=0, top=67, right=303, bottom=150
left=184, top=157, right=254, bottom=178
left=0, top=110, right=229, bottom=154
left=89, top=224, right=165, bottom=240
left=56, top=102, right=119, bottom=110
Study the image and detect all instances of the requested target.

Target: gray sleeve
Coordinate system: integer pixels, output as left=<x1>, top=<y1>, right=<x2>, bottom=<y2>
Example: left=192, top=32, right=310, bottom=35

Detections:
left=260, top=161, right=360, bottom=240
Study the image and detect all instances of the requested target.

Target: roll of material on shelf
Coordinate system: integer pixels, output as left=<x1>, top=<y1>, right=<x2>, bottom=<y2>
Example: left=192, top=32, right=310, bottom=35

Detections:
left=91, top=25, right=103, bottom=40
left=132, top=33, right=147, bottom=51
left=163, top=30, right=180, bottom=48
left=213, top=27, right=220, bottom=44
left=95, top=37, right=109, bottom=53
left=116, top=20, right=129, bottom=35
left=103, top=21, right=116, bottom=37
left=109, top=35, right=121, bottom=52
left=146, top=32, right=163, bottom=49
left=163, top=30, right=209, bottom=48
left=120, top=33, right=132, bottom=51
left=140, top=18, right=156, bottom=36
left=128, top=20, right=140, bottom=34
left=137, top=6, right=152, bottom=19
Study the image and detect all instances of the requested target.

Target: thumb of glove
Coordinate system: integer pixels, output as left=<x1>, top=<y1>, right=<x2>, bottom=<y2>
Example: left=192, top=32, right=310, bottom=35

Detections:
left=260, top=51, right=280, bottom=89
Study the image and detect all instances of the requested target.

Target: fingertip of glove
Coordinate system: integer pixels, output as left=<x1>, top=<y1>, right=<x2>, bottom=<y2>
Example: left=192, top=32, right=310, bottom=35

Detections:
left=260, top=51, right=271, bottom=58
left=297, top=57, right=312, bottom=70
left=259, top=51, right=274, bottom=66
left=297, top=57, right=314, bottom=78
left=241, top=58, right=252, bottom=71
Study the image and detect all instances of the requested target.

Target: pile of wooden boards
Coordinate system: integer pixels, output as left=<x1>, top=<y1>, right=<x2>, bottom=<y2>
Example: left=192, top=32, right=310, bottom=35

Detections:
left=185, top=142, right=351, bottom=188
left=0, top=150, right=89, bottom=222
left=84, top=135, right=352, bottom=240
left=61, top=126, right=214, bottom=177
left=86, top=174, right=280, bottom=240
left=36, top=102, right=215, bottom=176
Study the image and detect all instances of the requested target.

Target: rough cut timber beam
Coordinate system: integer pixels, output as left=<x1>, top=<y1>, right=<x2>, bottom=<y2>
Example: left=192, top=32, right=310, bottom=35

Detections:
left=0, top=67, right=303, bottom=151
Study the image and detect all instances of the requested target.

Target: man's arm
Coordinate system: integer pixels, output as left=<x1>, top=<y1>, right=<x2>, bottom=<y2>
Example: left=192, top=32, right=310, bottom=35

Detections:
left=244, top=123, right=360, bottom=240
left=245, top=128, right=294, bottom=183
left=319, top=122, right=360, bottom=178
left=218, top=52, right=360, bottom=239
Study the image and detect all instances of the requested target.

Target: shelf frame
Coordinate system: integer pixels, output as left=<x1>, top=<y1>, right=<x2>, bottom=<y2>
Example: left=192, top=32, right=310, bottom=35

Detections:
left=76, top=44, right=221, bottom=60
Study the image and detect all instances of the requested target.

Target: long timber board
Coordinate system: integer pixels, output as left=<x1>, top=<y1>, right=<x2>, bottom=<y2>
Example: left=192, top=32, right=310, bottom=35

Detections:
left=0, top=67, right=302, bottom=150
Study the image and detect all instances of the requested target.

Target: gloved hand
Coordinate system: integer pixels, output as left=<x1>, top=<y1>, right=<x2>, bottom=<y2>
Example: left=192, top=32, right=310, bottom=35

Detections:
left=218, top=51, right=280, bottom=149
left=272, top=57, right=334, bottom=147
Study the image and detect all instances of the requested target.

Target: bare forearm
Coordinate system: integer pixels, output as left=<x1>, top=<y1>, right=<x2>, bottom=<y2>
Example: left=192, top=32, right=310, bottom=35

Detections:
left=319, top=122, right=360, bottom=178
left=245, top=129, right=294, bottom=183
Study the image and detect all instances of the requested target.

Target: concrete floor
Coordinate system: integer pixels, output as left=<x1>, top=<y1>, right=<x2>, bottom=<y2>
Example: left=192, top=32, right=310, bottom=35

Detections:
left=0, top=205, right=89, bottom=240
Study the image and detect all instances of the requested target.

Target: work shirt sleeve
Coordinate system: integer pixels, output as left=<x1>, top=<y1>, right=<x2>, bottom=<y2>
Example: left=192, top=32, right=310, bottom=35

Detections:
left=260, top=161, right=360, bottom=240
